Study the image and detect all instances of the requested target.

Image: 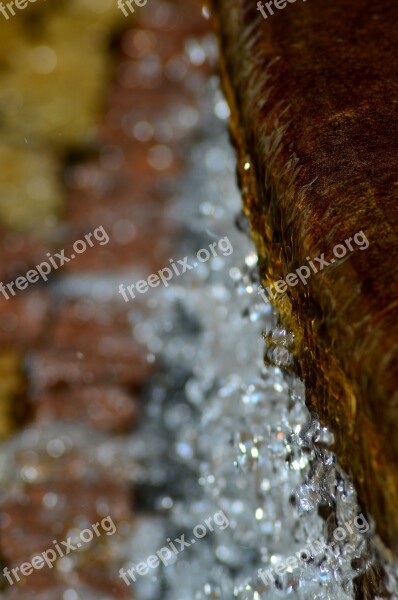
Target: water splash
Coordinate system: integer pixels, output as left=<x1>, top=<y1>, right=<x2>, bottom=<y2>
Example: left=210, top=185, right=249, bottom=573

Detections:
left=125, top=45, right=396, bottom=600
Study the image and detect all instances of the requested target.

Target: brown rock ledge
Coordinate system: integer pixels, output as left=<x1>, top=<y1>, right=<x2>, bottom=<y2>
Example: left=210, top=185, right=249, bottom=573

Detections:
left=211, top=0, right=398, bottom=552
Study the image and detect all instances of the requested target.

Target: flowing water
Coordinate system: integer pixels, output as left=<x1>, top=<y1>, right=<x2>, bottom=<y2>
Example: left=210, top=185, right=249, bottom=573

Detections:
left=0, top=9, right=396, bottom=600
left=122, top=41, right=396, bottom=600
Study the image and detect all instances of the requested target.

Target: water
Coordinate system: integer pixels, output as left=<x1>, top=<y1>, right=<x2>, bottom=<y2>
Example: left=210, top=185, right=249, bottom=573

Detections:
left=124, top=52, right=396, bottom=600
left=0, top=25, right=396, bottom=600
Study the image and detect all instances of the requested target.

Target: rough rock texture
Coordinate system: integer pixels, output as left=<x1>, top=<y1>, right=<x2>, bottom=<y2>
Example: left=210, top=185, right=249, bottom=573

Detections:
left=211, top=0, right=398, bottom=552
